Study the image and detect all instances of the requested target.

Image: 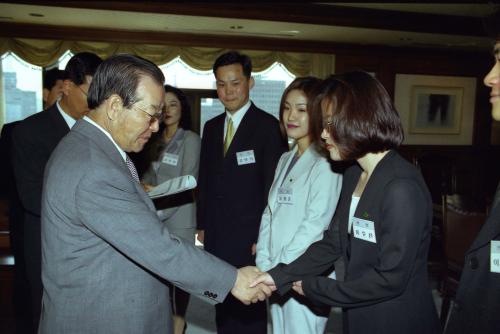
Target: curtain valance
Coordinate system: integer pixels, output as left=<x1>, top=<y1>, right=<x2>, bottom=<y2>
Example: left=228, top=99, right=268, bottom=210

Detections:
left=0, top=38, right=335, bottom=78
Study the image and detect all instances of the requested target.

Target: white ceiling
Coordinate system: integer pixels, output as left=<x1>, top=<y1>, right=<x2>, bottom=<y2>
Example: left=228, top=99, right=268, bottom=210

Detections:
left=0, top=2, right=498, bottom=50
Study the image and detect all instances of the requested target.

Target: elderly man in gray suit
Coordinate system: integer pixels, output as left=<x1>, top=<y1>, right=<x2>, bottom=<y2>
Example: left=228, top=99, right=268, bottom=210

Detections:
left=39, top=54, right=272, bottom=334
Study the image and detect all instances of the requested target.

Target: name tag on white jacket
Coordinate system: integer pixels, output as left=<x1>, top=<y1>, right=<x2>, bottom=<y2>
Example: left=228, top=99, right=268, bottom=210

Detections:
left=162, top=153, right=178, bottom=166
left=491, top=240, right=500, bottom=273
left=236, top=150, right=256, bottom=165
left=277, top=187, right=293, bottom=204
left=352, top=218, right=377, bottom=243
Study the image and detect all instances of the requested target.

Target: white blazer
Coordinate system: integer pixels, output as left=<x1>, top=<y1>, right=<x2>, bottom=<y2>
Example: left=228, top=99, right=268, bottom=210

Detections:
left=256, top=144, right=342, bottom=272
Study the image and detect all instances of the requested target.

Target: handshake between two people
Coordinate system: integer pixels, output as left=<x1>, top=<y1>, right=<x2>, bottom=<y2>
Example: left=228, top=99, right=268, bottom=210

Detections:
left=230, top=266, right=307, bottom=305
left=230, top=266, right=275, bottom=305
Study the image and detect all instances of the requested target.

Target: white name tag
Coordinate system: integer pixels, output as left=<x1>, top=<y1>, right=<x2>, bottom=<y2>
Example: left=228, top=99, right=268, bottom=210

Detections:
left=162, top=153, right=178, bottom=166
left=491, top=240, right=500, bottom=273
left=277, top=187, right=293, bottom=204
left=236, top=150, right=256, bottom=165
left=352, top=217, right=377, bottom=243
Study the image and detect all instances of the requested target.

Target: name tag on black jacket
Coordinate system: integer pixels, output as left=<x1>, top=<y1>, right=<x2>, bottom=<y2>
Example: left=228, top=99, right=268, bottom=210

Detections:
left=352, top=217, right=377, bottom=243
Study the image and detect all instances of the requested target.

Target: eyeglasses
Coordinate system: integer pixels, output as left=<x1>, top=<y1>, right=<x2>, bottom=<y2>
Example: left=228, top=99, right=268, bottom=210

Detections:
left=133, top=104, right=165, bottom=124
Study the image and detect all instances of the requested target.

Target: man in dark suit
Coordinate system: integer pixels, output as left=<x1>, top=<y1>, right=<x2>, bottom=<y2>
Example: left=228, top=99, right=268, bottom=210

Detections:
left=42, top=68, right=65, bottom=109
left=0, top=120, right=33, bottom=333
left=197, top=51, right=287, bottom=333
left=444, top=11, right=500, bottom=334
left=11, top=52, right=103, bottom=332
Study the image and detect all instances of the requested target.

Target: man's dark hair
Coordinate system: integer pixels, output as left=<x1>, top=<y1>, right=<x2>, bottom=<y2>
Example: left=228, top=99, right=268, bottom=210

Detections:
left=43, top=68, right=65, bottom=90
left=212, top=51, right=252, bottom=78
left=483, top=9, right=500, bottom=39
left=164, top=85, right=192, bottom=130
left=316, top=71, right=404, bottom=161
left=87, top=54, right=165, bottom=110
left=64, top=52, right=103, bottom=86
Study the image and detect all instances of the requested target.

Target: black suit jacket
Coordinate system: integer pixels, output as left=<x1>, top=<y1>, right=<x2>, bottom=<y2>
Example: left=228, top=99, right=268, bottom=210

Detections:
left=11, top=103, right=70, bottom=322
left=270, top=151, right=440, bottom=334
left=0, top=121, right=23, bottom=255
left=12, top=104, right=70, bottom=218
left=445, top=204, right=500, bottom=334
left=0, top=121, right=20, bottom=198
left=197, top=103, right=286, bottom=267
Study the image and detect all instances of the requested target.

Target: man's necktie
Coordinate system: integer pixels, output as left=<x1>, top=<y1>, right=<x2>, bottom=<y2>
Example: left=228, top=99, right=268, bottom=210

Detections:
left=224, top=117, right=234, bottom=155
left=126, top=155, right=140, bottom=183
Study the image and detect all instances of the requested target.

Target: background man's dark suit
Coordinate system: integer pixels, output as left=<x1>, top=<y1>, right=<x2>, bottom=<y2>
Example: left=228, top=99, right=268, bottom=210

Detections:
left=444, top=11, right=500, bottom=332
left=444, top=204, right=500, bottom=333
left=0, top=121, right=33, bottom=333
left=198, top=103, right=286, bottom=333
left=11, top=104, right=70, bottom=329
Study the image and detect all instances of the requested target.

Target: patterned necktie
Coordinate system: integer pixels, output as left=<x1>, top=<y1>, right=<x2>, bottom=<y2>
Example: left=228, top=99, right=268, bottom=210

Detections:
left=224, top=117, right=234, bottom=155
left=126, top=155, right=140, bottom=183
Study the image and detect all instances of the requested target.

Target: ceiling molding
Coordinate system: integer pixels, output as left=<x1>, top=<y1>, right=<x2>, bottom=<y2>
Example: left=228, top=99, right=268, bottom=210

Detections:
left=0, top=22, right=344, bottom=53
left=0, top=21, right=486, bottom=59
left=5, top=1, right=486, bottom=36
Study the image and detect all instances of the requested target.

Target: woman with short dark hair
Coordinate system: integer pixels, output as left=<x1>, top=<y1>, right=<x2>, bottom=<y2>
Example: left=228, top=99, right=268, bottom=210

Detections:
left=253, top=71, right=440, bottom=334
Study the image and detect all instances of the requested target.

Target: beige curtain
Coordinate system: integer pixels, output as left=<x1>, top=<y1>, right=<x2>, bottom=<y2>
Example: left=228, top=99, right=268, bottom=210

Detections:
left=0, top=38, right=336, bottom=129
left=0, top=38, right=335, bottom=77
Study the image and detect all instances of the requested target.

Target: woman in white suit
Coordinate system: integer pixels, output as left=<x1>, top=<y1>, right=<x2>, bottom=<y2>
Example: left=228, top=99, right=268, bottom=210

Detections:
left=142, top=85, right=200, bottom=334
left=256, top=77, right=342, bottom=334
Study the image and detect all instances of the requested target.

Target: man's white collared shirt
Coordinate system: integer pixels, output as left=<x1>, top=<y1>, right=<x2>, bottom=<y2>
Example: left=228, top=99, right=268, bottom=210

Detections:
left=56, top=101, right=77, bottom=129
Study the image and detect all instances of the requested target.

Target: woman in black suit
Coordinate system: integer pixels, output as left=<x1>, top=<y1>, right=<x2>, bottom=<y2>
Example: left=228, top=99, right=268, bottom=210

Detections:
left=252, top=71, right=440, bottom=334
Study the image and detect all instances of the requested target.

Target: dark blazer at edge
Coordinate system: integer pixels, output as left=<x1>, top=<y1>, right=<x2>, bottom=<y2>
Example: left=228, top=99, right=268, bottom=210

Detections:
left=445, top=204, right=500, bottom=333
left=11, top=104, right=70, bottom=326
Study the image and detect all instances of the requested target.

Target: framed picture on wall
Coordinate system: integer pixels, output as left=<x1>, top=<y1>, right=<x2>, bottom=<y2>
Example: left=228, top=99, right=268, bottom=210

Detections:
left=394, top=74, right=477, bottom=145
left=409, top=86, right=463, bottom=135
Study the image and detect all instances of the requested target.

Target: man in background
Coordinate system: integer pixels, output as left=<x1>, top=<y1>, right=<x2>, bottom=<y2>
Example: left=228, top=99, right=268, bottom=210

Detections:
left=444, top=10, right=500, bottom=334
left=197, top=51, right=287, bottom=333
left=42, top=68, right=65, bottom=109
left=39, top=54, right=270, bottom=334
left=12, top=52, right=102, bottom=332
left=0, top=119, right=31, bottom=333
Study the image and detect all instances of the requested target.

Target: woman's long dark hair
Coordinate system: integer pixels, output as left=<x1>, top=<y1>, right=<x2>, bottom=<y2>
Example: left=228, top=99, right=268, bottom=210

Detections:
left=138, top=85, right=193, bottom=174
left=162, top=84, right=192, bottom=131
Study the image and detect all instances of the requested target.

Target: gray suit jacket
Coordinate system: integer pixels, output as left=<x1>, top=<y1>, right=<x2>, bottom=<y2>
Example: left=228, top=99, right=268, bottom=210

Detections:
left=142, top=129, right=200, bottom=232
left=39, top=119, right=236, bottom=334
